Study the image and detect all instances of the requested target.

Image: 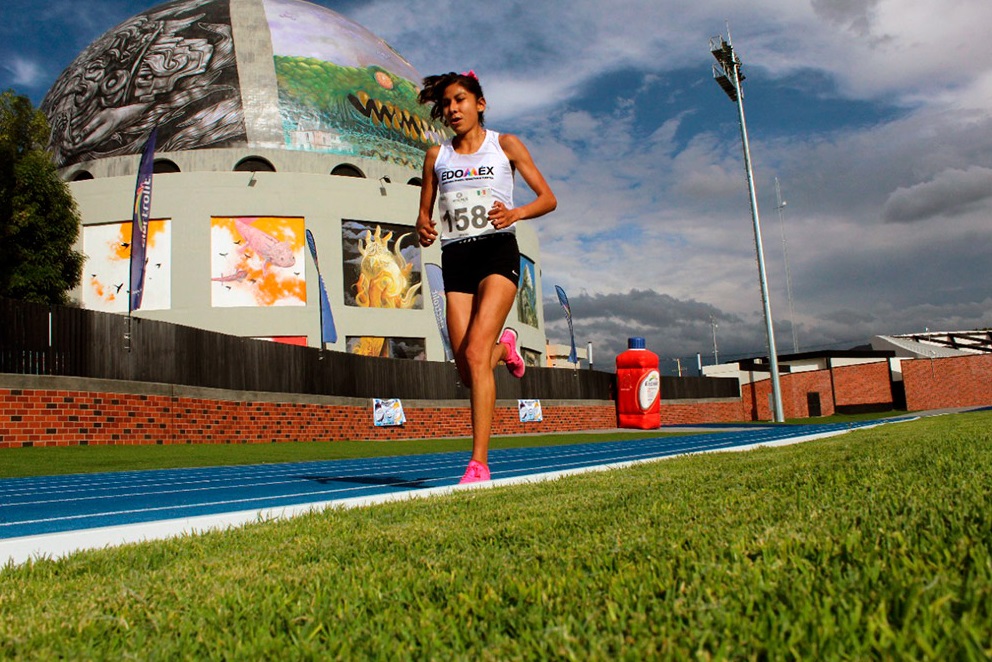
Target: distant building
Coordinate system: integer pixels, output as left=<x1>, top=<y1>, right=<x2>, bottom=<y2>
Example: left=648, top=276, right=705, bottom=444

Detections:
left=702, top=328, right=992, bottom=415
left=704, top=349, right=897, bottom=384
left=546, top=342, right=590, bottom=369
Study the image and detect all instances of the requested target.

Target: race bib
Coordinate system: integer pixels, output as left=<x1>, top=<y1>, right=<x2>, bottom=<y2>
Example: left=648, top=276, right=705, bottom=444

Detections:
left=438, top=187, right=496, bottom=240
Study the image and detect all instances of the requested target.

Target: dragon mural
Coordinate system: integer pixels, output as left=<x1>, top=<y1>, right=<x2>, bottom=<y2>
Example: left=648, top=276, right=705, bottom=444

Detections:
left=264, top=0, right=450, bottom=168
left=275, top=59, right=450, bottom=168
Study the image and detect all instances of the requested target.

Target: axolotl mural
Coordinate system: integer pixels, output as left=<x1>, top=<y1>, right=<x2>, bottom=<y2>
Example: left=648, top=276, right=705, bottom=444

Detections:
left=211, top=216, right=305, bottom=308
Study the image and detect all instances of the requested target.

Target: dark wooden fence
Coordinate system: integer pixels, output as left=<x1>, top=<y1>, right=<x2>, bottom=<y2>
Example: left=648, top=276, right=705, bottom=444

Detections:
left=1, top=299, right=737, bottom=401
left=661, top=375, right=739, bottom=400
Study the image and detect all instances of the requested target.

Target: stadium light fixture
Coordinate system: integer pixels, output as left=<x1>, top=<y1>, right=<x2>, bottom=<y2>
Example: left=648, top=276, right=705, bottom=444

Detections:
left=710, top=29, right=785, bottom=423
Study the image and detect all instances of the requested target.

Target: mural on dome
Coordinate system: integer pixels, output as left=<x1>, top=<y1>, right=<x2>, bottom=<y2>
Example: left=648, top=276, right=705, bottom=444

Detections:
left=264, top=0, right=451, bottom=168
left=341, top=220, right=422, bottom=310
left=42, top=0, right=246, bottom=168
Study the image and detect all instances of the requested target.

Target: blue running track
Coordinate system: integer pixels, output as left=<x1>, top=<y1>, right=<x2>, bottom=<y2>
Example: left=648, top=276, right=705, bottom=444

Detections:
left=1, top=419, right=911, bottom=564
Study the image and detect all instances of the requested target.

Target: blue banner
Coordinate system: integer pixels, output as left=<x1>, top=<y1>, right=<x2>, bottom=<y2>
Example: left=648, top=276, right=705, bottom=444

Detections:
left=425, top=263, right=454, bottom=361
left=129, top=129, right=156, bottom=312
left=305, top=229, right=338, bottom=345
left=555, top=285, right=578, bottom=364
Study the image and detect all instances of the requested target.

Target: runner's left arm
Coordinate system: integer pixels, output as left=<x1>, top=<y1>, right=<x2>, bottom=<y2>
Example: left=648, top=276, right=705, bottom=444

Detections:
left=489, top=134, right=557, bottom=230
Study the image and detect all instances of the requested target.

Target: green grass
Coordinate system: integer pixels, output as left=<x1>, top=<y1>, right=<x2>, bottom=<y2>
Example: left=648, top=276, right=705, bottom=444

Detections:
left=2, top=410, right=990, bottom=658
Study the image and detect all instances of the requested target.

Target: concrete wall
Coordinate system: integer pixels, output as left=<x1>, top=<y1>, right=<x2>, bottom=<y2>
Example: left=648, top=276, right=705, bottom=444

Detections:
left=68, top=168, right=546, bottom=363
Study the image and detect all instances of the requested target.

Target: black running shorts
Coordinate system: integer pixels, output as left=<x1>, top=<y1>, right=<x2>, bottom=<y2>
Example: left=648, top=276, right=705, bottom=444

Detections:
left=441, top=233, right=521, bottom=294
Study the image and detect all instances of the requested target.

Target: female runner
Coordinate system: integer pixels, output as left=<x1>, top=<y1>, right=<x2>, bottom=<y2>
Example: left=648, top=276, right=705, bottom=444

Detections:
left=416, top=71, right=557, bottom=484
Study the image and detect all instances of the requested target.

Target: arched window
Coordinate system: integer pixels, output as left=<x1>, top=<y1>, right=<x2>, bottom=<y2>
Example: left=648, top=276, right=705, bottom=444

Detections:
left=407, top=177, right=422, bottom=187
left=153, top=159, right=181, bottom=174
left=71, top=170, right=94, bottom=181
left=234, top=156, right=276, bottom=172
left=330, top=163, right=365, bottom=178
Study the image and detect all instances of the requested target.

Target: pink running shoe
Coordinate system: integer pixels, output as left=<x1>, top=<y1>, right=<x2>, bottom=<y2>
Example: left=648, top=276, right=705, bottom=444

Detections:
left=499, top=327, right=525, bottom=378
left=458, top=459, right=491, bottom=484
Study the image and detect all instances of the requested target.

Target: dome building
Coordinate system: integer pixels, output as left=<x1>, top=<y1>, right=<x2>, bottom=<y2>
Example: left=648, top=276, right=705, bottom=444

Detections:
left=43, top=0, right=547, bottom=365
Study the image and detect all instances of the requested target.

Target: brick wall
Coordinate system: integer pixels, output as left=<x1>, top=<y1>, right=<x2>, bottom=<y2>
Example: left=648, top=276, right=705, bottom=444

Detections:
left=660, top=399, right=744, bottom=425
left=784, top=370, right=836, bottom=418
left=902, top=354, right=992, bottom=411
left=0, top=383, right=752, bottom=447
left=0, top=378, right=617, bottom=448
left=4, top=354, right=990, bottom=448
left=832, top=361, right=893, bottom=409
left=741, top=370, right=835, bottom=421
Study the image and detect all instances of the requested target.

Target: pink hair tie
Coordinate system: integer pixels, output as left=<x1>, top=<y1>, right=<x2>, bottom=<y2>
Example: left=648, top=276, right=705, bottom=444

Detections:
left=460, top=70, right=478, bottom=81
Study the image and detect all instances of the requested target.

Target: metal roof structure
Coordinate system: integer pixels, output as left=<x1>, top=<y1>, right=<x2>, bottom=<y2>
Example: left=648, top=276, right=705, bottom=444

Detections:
left=872, top=330, right=992, bottom=358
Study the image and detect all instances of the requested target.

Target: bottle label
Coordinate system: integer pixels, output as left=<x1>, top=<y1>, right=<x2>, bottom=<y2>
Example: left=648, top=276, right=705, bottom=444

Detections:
left=637, top=370, right=660, bottom=411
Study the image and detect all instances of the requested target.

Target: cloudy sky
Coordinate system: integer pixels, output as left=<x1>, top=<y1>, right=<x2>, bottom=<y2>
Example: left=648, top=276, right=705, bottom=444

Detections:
left=3, top=0, right=990, bottom=372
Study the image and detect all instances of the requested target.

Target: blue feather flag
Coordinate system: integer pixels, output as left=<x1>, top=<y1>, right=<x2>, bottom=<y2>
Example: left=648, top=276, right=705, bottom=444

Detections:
left=129, top=129, right=156, bottom=313
left=555, top=285, right=578, bottom=364
left=425, top=263, right=454, bottom=361
left=305, top=229, right=338, bottom=345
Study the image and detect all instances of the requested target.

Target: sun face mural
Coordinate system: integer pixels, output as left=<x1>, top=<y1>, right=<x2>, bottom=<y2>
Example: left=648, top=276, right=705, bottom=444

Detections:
left=342, top=220, right=422, bottom=310
left=42, top=0, right=246, bottom=168
left=83, top=220, right=171, bottom=312
left=211, top=216, right=306, bottom=307
left=264, top=0, right=450, bottom=168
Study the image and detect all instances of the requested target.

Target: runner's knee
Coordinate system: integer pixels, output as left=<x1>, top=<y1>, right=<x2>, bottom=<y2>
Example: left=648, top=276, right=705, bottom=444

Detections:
left=464, top=341, right=493, bottom=370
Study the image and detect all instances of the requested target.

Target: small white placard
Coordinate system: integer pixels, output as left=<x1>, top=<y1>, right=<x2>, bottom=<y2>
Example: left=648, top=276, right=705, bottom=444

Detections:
left=373, top=398, right=406, bottom=427
left=518, top=399, right=543, bottom=423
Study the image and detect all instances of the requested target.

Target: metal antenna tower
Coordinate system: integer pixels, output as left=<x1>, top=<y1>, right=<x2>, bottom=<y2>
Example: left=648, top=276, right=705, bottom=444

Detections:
left=775, top=177, right=799, bottom=354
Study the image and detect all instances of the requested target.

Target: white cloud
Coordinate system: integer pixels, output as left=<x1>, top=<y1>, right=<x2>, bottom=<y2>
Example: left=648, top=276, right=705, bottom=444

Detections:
left=882, top=167, right=992, bottom=223
left=3, top=56, right=44, bottom=87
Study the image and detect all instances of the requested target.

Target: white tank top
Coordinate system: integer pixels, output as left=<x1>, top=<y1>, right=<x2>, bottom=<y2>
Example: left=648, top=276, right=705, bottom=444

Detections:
left=434, top=130, right=515, bottom=246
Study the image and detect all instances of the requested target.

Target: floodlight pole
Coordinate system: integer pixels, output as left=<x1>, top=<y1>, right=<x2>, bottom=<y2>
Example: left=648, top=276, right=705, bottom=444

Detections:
left=711, top=31, right=785, bottom=423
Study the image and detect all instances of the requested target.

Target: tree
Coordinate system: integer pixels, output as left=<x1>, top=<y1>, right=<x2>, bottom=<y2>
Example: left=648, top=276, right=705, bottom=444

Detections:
left=0, top=90, right=84, bottom=304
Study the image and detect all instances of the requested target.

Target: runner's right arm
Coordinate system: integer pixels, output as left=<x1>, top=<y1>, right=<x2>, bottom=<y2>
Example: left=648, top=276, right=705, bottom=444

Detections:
left=417, top=146, right=440, bottom=247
